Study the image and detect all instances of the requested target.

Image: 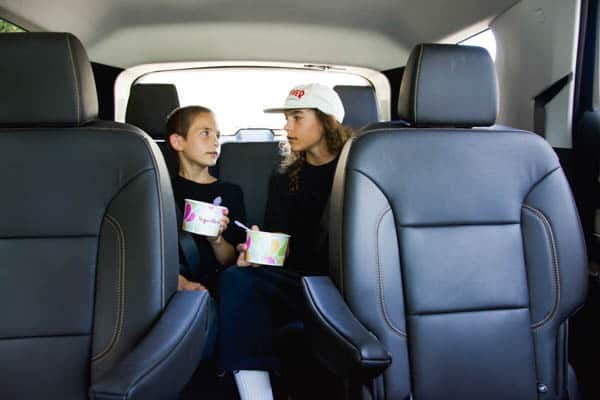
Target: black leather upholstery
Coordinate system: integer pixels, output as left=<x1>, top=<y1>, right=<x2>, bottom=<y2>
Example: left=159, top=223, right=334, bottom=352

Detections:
left=125, top=83, right=180, bottom=176
left=361, top=119, right=410, bottom=131
left=216, top=141, right=281, bottom=226
left=398, top=44, right=498, bottom=127
left=334, top=85, right=379, bottom=129
left=90, top=291, right=213, bottom=400
left=308, top=44, right=588, bottom=399
left=302, top=276, right=391, bottom=378
left=0, top=32, right=97, bottom=127
left=125, top=83, right=180, bottom=140
left=0, top=32, right=209, bottom=399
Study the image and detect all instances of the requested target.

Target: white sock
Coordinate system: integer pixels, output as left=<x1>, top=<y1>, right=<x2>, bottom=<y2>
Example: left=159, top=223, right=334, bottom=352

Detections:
left=234, top=370, right=274, bottom=400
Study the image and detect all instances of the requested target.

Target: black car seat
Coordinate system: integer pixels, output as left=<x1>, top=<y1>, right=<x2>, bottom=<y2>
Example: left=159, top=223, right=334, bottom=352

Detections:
left=303, top=44, right=588, bottom=400
left=0, top=32, right=212, bottom=400
left=217, top=139, right=281, bottom=227
left=125, top=83, right=181, bottom=175
left=334, top=85, right=380, bottom=130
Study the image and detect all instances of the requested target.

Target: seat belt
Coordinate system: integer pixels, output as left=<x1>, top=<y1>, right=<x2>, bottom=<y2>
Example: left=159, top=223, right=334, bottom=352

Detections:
left=175, top=205, right=201, bottom=277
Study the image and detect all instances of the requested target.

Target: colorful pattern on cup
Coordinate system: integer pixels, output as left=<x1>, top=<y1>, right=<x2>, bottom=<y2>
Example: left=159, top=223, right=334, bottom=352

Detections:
left=245, top=230, right=290, bottom=266
left=184, top=203, right=196, bottom=222
left=181, top=199, right=223, bottom=237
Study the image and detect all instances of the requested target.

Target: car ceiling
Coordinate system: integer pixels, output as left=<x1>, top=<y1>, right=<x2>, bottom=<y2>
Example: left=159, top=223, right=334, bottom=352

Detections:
left=0, top=0, right=519, bottom=70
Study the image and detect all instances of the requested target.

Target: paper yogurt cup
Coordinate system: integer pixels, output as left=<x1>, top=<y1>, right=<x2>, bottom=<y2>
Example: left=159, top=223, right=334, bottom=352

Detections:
left=245, top=230, right=290, bottom=266
left=181, top=199, right=224, bottom=237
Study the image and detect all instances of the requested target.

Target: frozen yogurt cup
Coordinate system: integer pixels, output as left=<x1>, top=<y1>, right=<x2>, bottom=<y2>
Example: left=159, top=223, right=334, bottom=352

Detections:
left=181, top=199, right=224, bottom=237
left=245, top=230, right=290, bottom=266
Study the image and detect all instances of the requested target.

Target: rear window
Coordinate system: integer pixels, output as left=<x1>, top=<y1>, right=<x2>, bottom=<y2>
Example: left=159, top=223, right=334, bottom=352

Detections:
left=0, top=18, right=25, bottom=33
left=135, top=67, right=372, bottom=136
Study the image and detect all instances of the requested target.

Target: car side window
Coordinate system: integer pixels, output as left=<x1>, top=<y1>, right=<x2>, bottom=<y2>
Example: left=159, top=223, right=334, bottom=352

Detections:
left=0, top=18, right=25, bottom=33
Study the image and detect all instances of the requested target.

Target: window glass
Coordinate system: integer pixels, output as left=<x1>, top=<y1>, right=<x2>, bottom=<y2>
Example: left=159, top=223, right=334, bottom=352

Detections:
left=0, top=18, right=25, bottom=33
left=137, top=68, right=372, bottom=136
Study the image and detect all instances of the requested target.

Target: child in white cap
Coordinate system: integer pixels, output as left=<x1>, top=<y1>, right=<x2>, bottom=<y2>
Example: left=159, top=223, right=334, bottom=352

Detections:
left=217, top=83, right=353, bottom=399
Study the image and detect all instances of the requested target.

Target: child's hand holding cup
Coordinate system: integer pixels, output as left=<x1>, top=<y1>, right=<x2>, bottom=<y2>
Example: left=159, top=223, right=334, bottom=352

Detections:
left=207, top=207, right=229, bottom=244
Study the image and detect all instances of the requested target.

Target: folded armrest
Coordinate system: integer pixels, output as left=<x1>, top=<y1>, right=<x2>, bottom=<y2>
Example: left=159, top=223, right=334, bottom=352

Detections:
left=302, top=276, right=391, bottom=379
left=90, top=290, right=213, bottom=400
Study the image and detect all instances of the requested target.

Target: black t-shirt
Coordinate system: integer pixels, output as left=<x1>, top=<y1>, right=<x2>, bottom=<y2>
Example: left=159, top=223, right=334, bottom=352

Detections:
left=264, top=157, right=338, bottom=275
left=172, top=176, right=246, bottom=284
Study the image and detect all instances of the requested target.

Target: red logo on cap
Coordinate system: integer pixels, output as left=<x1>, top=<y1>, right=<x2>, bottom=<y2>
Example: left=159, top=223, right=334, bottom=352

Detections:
left=289, top=89, right=305, bottom=99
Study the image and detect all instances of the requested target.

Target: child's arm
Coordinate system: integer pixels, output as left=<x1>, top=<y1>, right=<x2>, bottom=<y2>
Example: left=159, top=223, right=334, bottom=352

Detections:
left=207, top=208, right=236, bottom=265
left=208, top=237, right=235, bottom=265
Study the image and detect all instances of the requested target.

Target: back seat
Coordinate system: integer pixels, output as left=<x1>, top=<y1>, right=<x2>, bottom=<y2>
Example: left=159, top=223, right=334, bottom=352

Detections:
left=125, top=83, right=180, bottom=175
left=350, top=82, right=410, bottom=131
left=333, top=85, right=379, bottom=129
left=333, top=84, right=409, bottom=131
left=216, top=138, right=281, bottom=227
left=124, top=83, right=383, bottom=228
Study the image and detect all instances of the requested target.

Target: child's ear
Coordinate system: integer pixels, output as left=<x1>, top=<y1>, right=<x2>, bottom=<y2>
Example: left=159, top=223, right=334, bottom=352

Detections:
left=168, top=133, right=184, bottom=151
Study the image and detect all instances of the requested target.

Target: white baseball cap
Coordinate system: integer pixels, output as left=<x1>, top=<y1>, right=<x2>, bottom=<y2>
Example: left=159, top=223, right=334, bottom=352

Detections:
left=264, top=83, right=345, bottom=123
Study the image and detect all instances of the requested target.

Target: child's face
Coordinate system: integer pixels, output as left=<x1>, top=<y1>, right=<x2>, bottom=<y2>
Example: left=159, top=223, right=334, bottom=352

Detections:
left=283, top=109, right=325, bottom=153
left=177, top=112, right=221, bottom=168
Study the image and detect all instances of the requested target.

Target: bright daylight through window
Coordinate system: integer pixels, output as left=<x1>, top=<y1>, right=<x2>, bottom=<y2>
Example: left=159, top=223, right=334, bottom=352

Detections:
left=137, top=68, right=371, bottom=136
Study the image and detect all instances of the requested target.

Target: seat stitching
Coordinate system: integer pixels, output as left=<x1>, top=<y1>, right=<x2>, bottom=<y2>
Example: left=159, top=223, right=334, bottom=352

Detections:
left=92, top=214, right=126, bottom=361
left=122, top=293, right=211, bottom=395
left=522, top=205, right=560, bottom=329
left=82, top=126, right=166, bottom=307
left=376, top=206, right=406, bottom=337
left=133, top=137, right=166, bottom=307
left=65, top=34, right=80, bottom=125
left=522, top=167, right=561, bottom=203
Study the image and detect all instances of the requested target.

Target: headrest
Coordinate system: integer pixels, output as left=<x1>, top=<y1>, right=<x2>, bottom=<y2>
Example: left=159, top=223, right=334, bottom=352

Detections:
left=334, top=85, right=379, bottom=129
left=398, top=44, right=497, bottom=127
left=0, top=33, right=98, bottom=127
left=125, top=84, right=180, bottom=140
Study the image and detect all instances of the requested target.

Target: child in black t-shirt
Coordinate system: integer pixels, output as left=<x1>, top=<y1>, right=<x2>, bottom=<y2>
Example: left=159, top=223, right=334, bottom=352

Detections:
left=218, top=84, right=353, bottom=400
left=166, top=106, right=246, bottom=293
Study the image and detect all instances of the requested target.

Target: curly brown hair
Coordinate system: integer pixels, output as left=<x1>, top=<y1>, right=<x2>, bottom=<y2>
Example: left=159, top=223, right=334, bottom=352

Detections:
left=279, top=109, right=352, bottom=192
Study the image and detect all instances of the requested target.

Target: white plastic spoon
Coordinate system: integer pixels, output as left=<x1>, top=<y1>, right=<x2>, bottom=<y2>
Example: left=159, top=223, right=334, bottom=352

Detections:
left=234, top=220, right=251, bottom=231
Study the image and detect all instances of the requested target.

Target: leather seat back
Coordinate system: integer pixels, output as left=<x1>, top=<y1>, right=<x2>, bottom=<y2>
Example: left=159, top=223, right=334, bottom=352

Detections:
left=125, top=83, right=181, bottom=175
left=330, top=44, right=588, bottom=399
left=217, top=140, right=280, bottom=226
left=334, top=85, right=379, bottom=129
left=0, top=33, right=178, bottom=399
